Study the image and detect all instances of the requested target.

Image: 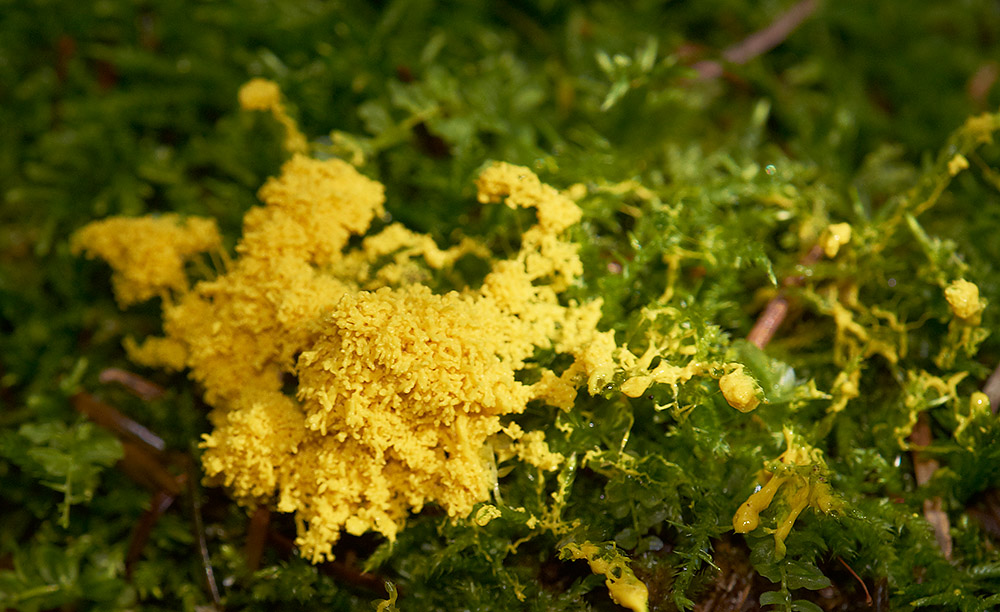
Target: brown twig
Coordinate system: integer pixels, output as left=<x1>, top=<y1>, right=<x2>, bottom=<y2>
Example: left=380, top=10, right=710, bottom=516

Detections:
left=747, top=244, right=824, bottom=348
left=127, top=489, right=177, bottom=576
left=693, top=0, right=820, bottom=80
left=185, top=457, right=223, bottom=608
left=99, top=367, right=166, bottom=401
left=837, top=557, right=873, bottom=607
left=981, top=363, right=1000, bottom=414
left=909, top=413, right=953, bottom=560
left=72, top=392, right=166, bottom=454
left=245, top=507, right=271, bottom=572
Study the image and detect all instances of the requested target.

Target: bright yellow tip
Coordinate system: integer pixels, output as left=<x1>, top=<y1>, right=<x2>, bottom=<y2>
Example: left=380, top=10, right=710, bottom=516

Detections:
left=238, top=78, right=282, bottom=111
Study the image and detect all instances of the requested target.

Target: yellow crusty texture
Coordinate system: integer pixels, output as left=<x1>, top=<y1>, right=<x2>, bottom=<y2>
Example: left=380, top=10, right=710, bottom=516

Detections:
left=71, top=214, right=220, bottom=307
left=74, top=134, right=606, bottom=561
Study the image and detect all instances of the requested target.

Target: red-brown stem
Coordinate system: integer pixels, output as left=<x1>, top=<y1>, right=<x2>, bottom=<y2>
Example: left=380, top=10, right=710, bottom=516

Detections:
left=747, top=244, right=824, bottom=349
left=185, top=459, right=222, bottom=608
left=245, top=507, right=271, bottom=572
left=837, top=556, right=873, bottom=607
left=982, top=363, right=1000, bottom=414
left=910, top=413, right=953, bottom=559
left=693, top=0, right=820, bottom=79
left=72, top=392, right=166, bottom=453
left=747, top=297, right=789, bottom=349
left=99, top=367, right=166, bottom=401
left=127, top=489, right=176, bottom=576
left=119, top=441, right=186, bottom=497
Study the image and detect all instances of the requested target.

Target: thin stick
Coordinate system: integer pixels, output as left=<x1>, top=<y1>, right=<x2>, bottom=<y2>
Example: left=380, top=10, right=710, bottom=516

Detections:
left=837, top=556, right=873, bottom=607
left=747, top=244, right=824, bottom=348
left=127, top=490, right=176, bottom=576
left=99, top=367, right=166, bottom=401
left=245, top=507, right=271, bottom=572
left=910, top=414, right=953, bottom=560
left=185, top=458, right=223, bottom=608
left=694, top=0, right=820, bottom=80
left=72, top=392, right=166, bottom=454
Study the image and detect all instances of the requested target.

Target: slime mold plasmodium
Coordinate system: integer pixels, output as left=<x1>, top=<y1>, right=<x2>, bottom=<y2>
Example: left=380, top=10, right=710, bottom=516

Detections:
left=73, top=82, right=614, bottom=562
left=733, top=427, right=839, bottom=558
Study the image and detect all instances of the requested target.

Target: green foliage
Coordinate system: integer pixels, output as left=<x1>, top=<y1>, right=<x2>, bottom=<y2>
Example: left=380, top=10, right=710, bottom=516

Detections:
left=0, top=421, right=122, bottom=528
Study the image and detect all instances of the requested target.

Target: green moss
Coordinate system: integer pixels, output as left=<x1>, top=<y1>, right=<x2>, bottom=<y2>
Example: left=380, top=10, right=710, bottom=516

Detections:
left=3, top=1, right=1000, bottom=611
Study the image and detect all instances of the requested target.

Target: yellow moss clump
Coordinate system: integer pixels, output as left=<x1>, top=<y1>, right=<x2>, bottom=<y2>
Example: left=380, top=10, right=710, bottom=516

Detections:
left=72, top=214, right=221, bottom=307
left=73, top=84, right=608, bottom=561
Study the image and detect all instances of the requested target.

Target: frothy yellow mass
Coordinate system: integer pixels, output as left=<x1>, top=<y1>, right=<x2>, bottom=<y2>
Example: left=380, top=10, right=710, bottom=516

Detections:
left=71, top=214, right=221, bottom=307
left=74, top=141, right=606, bottom=560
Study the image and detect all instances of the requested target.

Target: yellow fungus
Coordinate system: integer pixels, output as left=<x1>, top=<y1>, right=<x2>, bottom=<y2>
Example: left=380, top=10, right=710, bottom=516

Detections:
left=733, top=475, right=787, bottom=533
left=947, top=154, right=970, bottom=176
left=71, top=214, right=220, bottom=307
left=238, top=78, right=308, bottom=153
left=719, top=365, right=761, bottom=412
left=561, top=543, right=649, bottom=612
left=820, top=222, right=852, bottom=258
left=73, top=108, right=609, bottom=564
left=732, top=428, right=838, bottom=558
left=473, top=504, right=503, bottom=527
left=945, top=279, right=983, bottom=322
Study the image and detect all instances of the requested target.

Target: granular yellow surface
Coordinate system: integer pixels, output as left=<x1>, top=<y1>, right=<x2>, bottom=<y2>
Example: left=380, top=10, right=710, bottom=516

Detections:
left=74, top=124, right=607, bottom=560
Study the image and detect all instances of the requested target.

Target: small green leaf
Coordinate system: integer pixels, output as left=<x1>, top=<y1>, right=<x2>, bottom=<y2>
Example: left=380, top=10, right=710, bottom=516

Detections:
left=791, top=599, right=824, bottom=612
left=760, top=589, right=790, bottom=609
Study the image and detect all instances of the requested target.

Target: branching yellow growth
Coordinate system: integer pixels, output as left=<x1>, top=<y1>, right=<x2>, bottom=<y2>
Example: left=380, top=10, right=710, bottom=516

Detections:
left=561, top=542, right=649, bottom=612
left=73, top=87, right=609, bottom=561
left=72, top=214, right=221, bottom=307
left=238, top=78, right=308, bottom=153
left=733, top=428, right=838, bottom=558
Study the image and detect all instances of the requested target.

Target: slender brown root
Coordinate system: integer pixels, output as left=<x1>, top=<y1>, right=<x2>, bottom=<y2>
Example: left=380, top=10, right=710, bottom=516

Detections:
left=72, top=392, right=166, bottom=453
left=184, top=457, right=223, bottom=608
left=837, top=557, right=873, bottom=607
left=693, top=0, right=820, bottom=79
left=99, top=367, right=166, bottom=401
left=747, top=244, right=824, bottom=348
left=127, top=490, right=176, bottom=576
left=245, top=507, right=271, bottom=572
left=910, top=414, right=953, bottom=560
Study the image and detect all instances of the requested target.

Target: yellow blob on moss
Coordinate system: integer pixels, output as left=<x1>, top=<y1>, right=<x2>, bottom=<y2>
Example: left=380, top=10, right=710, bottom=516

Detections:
left=945, top=279, right=983, bottom=322
left=73, top=84, right=610, bottom=562
left=820, top=222, right=852, bottom=258
left=561, top=542, right=649, bottom=612
left=733, top=428, right=838, bottom=558
left=719, top=365, right=761, bottom=413
left=238, top=78, right=308, bottom=153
